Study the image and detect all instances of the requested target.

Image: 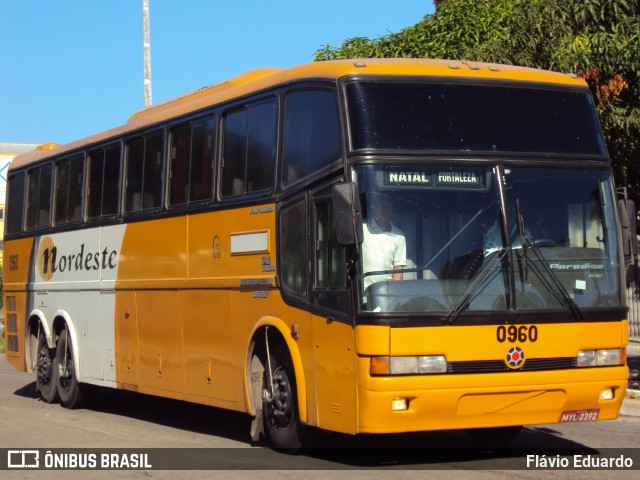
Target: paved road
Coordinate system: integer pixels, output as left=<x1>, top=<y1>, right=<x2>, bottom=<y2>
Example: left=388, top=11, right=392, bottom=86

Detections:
left=1, top=359, right=638, bottom=479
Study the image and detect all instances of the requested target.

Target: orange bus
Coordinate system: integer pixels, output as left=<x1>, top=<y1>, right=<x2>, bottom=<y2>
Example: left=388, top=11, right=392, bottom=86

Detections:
left=3, top=59, right=629, bottom=449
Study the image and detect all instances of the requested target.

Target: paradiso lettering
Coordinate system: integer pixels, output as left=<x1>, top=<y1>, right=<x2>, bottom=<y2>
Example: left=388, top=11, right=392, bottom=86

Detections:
left=37, top=236, right=119, bottom=281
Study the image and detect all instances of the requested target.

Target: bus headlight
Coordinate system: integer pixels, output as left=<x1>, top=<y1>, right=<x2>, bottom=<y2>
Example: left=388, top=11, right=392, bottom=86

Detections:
left=577, top=348, right=625, bottom=367
left=419, top=355, right=448, bottom=373
left=371, top=355, right=448, bottom=375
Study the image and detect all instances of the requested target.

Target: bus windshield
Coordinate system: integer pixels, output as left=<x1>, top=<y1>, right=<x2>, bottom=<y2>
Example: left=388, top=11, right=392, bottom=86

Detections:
left=355, top=165, right=622, bottom=315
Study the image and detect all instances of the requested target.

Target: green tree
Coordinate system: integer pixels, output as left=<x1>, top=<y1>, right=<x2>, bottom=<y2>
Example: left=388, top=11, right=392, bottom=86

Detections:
left=314, top=0, right=640, bottom=201
left=314, top=0, right=516, bottom=61
left=478, top=0, right=640, bottom=195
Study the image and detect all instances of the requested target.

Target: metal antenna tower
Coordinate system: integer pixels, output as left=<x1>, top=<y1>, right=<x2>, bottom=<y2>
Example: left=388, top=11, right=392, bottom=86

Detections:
left=143, top=0, right=152, bottom=107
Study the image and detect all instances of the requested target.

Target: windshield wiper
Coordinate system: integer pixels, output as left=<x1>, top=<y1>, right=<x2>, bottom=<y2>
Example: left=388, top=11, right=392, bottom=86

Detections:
left=521, top=238, right=584, bottom=320
left=515, top=199, right=528, bottom=283
left=447, top=199, right=585, bottom=324
left=514, top=199, right=584, bottom=321
left=445, top=247, right=509, bottom=324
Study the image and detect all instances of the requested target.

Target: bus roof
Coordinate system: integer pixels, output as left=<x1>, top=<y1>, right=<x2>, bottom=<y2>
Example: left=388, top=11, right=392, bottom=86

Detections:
left=9, top=58, right=586, bottom=170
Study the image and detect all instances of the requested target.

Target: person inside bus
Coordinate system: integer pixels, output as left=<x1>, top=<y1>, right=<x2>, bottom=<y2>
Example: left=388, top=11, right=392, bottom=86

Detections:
left=483, top=202, right=533, bottom=255
left=361, top=195, right=407, bottom=291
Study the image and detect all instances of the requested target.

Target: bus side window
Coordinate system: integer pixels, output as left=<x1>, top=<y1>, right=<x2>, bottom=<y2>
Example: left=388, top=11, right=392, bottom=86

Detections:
left=222, top=109, right=248, bottom=197
left=126, top=137, right=145, bottom=212
left=190, top=117, right=215, bottom=202
left=88, top=148, right=105, bottom=218
left=6, top=171, right=26, bottom=235
left=126, top=131, right=164, bottom=213
left=143, top=133, right=164, bottom=209
left=103, top=144, right=121, bottom=216
left=283, top=90, right=341, bottom=187
left=54, top=154, right=84, bottom=225
left=169, top=117, right=215, bottom=206
left=279, top=196, right=308, bottom=300
left=245, top=101, right=276, bottom=193
left=169, top=124, right=191, bottom=205
left=88, top=144, right=121, bottom=219
left=26, top=164, right=53, bottom=229
left=314, top=198, right=347, bottom=313
left=221, top=100, right=276, bottom=198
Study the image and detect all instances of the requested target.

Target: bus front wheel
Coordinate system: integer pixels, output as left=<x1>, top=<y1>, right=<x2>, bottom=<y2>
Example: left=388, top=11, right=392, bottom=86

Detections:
left=36, top=328, right=58, bottom=403
left=263, top=357, right=304, bottom=451
left=54, top=328, right=85, bottom=409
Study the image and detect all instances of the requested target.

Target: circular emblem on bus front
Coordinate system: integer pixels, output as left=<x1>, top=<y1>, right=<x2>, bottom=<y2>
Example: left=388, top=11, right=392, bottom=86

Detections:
left=505, top=346, right=525, bottom=369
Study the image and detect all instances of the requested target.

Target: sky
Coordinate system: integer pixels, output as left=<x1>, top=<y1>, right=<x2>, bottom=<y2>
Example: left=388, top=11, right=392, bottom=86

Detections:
left=0, top=1, right=434, bottom=146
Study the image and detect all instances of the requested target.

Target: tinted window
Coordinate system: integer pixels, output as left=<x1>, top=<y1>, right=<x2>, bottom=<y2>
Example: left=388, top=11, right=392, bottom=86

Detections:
left=169, top=124, right=191, bottom=205
left=143, top=133, right=164, bottom=209
left=125, top=138, right=144, bottom=212
left=169, top=117, right=215, bottom=205
left=222, top=100, right=276, bottom=197
left=280, top=197, right=307, bottom=299
left=6, top=172, right=26, bottom=235
left=126, top=131, right=164, bottom=213
left=88, top=144, right=121, bottom=219
left=314, top=198, right=347, bottom=313
left=88, top=148, right=105, bottom=218
left=103, top=145, right=121, bottom=215
left=54, top=154, right=84, bottom=224
left=246, top=102, right=277, bottom=192
left=26, top=164, right=53, bottom=229
left=222, top=109, right=248, bottom=196
left=190, top=118, right=215, bottom=201
left=315, top=201, right=346, bottom=289
left=283, top=90, right=341, bottom=186
left=346, top=81, right=606, bottom=156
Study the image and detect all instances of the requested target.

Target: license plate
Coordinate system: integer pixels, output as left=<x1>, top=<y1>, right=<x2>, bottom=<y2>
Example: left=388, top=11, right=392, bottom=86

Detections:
left=559, top=408, right=600, bottom=423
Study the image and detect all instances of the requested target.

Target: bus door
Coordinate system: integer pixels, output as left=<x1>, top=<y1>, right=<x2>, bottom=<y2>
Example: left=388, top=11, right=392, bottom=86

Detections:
left=311, top=188, right=357, bottom=434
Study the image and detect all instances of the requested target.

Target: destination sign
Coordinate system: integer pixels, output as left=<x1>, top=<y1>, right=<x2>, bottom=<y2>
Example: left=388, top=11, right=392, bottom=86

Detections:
left=384, top=170, right=483, bottom=187
left=436, top=171, right=482, bottom=186
left=386, top=171, right=432, bottom=185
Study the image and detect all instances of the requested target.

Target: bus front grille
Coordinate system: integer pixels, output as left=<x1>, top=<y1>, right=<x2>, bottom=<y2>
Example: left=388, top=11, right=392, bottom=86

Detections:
left=447, top=357, right=577, bottom=374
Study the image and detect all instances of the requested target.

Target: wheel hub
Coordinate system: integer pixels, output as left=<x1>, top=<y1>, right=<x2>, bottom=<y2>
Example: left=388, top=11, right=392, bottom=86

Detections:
left=269, top=368, right=293, bottom=427
left=37, top=346, right=52, bottom=384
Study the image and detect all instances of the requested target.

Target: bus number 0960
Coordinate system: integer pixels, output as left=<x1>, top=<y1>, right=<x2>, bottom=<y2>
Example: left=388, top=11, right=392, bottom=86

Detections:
left=496, top=325, right=538, bottom=343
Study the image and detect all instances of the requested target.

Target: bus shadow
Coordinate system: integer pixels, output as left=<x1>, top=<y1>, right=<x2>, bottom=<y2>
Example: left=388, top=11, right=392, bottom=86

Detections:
left=90, top=388, right=254, bottom=444
left=12, top=381, right=251, bottom=443
left=14, top=381, right=38, bottom=399
left=13, top=380, right=597, bottom=468
left=296, top=427, right=598, bottom=468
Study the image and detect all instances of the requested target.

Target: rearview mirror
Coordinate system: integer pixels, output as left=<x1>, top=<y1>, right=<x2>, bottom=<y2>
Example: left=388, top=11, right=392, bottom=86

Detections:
left=619, top=197, right=638, bottom=259
left=332, top=182, right=363, bottom=246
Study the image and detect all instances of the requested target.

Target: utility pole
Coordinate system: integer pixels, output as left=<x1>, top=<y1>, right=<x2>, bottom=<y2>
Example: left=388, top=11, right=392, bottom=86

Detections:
left=143, top=0, right=152, bottom=107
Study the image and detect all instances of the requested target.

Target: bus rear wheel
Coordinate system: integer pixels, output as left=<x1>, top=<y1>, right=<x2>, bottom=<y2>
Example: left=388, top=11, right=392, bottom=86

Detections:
left=54, top=328, right=85, bottom=409
left=263, top=358, right=304, bottom=451
left=36, top=329, right=58, bottom=403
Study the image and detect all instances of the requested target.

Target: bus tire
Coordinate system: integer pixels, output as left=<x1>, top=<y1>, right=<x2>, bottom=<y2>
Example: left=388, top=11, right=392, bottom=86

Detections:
left=54, top=328, right=85, bottom=409
left=36, top=328, right=58, bottom=403
left=263, top=353, right=304, bottom=452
